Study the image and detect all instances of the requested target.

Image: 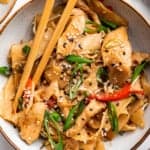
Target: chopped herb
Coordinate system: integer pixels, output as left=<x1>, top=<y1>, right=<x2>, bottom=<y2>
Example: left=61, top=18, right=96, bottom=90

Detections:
left=96, top=67, right=108, bottom=82
left=65, top=55, right=93, bottom=64
left=0, top=66, right=11, bottom=77
left=107, top=102, right=118, bottom=132
left=84, top=27, right=96, bottom=34
left=69, top=77, right=83, bottom=99
left=69, top=63, right=83, bottom=99
left=85, top=19, right=108, bottom=33
left=44, top=110, right=63, bottom=150
left=101, top=18, right=118, bottom=29
left=131, top=61, right=148, bottom=82
left=17, top=97, right=23, bottom=111
left=63, top=101, right=85, bottom=131
left=49, top=111, right=62, bottom=123
left=22, top=45, right=31, bottom=55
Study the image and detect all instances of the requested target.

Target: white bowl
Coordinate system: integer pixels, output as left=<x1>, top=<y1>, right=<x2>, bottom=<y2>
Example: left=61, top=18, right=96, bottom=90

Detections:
left=0, top=0, right=149, bottom=149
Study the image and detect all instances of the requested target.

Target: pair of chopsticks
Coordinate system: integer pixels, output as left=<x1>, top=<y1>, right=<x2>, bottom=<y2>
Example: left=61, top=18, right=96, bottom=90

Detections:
left=13, top=0, right=78, bottom=113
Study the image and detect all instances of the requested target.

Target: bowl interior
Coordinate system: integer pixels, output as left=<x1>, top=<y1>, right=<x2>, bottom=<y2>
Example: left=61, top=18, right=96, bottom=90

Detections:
left=0, top=0, right=149, bottom=150
left=0, top=0, right=16, bottom=23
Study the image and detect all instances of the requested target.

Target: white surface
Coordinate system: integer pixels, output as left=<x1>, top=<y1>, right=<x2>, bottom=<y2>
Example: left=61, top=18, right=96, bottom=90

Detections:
left=0, top=0, right=149, bottom=150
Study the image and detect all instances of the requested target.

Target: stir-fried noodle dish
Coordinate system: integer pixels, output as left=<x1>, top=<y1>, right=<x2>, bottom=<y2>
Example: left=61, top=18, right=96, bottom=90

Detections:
left=0, top=0, right=150, bottom=149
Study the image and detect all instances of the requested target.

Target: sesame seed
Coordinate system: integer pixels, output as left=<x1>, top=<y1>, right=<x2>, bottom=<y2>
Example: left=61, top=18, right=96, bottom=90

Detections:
left=63, top=42, right=67, bottom=48
left=89, top=108, right=93, bottom=111
left=68, top=37, right=74, bottom=42
left=81, top=118, right=85, bottom=121
left=123, top=51, right=126, bottom=55
left=78, top=44, right=83, bottom=49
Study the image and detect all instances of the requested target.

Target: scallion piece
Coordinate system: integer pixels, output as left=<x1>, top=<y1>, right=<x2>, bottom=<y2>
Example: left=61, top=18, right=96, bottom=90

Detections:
left=65, top=55, right=93, bottom=64
left=101, top=18, right=118, bottom=29
left=63, top=101, right=85, bottom=131
left=22, top=45, right=31, bottom=55
left=107, top=102, right=118, bottom=132
left=85, top=19, right=108, bottom=33
left=44, top=110, right=63, bottom=150
left=0, top=66, right=11, bottom=77
left=131, top=61, right=148, bottom=82
left=96, top=67, right=108, bottom=82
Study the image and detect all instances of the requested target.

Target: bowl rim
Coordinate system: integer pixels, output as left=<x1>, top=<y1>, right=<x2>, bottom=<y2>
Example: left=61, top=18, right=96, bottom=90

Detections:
left=0, top=0, right=149, bottom=150
left=0, top=0, right=16, bottom=23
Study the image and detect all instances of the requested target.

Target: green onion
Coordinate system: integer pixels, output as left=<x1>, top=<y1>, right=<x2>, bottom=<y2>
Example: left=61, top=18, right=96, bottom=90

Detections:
left=65, top=55, right=93, bottom=64
left=131, top=61, right=148, bottom=82
left=0, top=66, right=11, bottom=77
left=84, top=27, right=96, bottom=34
left=22, top=45, right=31, bottom=55
left=49, top=111, right=62, bottom=123
left=44, top=111, right=64, bottom=150
left=69, top=78, right=83, bottom=99
left=17, top=97, right=23, bottom=111
left=107, top=102, right=118, bottom=132
left=69, top=63, right=83, bottom=99
left=85, top=19, right=108, bottom=33
left=101, top=18, right=118, bottom=29
left=96, top=67, right=108, bottom=82
left=63, top=101, right=85, bottom=131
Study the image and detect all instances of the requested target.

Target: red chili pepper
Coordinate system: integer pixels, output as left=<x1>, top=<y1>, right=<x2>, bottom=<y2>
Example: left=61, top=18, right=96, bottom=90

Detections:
left=88, top=83, right=144, bottom=102
left=106, top=5, right=113, bottom=11
left=26, top=78, right=32, bottom=89
left=47, top=96, right=57, bottom=109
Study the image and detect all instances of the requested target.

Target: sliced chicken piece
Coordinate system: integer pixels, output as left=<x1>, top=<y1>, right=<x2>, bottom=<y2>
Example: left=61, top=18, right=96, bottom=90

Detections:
left=77, top=0, right=100, bottom=24
left=66, top=101, right=105, bottom=137
left=0, top=76, right=18, bottom=124
left=79, top=64, right=99, bottom=93
left=101, top=27, right=132, bottom=85
left=132, top=51, right=150, bottom=65
left=89, top=0, right=127, bottom=26
left=18, top=102, right=46, bottom=144
left=74, top=32, right=105, bottom=55
left=57, top=8, right=87, bottom=57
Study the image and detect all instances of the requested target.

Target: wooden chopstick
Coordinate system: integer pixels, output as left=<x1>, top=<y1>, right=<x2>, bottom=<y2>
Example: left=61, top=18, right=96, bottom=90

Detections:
left=13, top=0, right=55, bottom=113
left=32, top=0, right=78, bottom=85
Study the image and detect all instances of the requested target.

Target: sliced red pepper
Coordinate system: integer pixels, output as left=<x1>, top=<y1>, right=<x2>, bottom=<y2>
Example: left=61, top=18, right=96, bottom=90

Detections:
left=26, top=78, right=32, bottom=89
left=47, top=95, right=57, bottom=109
left=88, top=83, right=144, bottom=102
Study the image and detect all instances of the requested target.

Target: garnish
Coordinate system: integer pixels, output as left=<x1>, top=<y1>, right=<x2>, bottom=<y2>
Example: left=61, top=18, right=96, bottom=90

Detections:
left=88, top=83, right=144, bottom=102
left=101, top=18, right=118, bottom=29
left=22, top=45, right=31, bottom=55
left=107, top=102, right=118, bottom=132
left=131, top=61, right=148, bottom=82
left=0, top=66, right=11, bottom=77
left=96, top=67, right=108, bottom=82
left=65, top=55, right=92, bottom=64
left=63, top=100, right=85, bottom=131
left=85, top=19, right=108, bottom=33
left=44, top=110, right=63, bottom=150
